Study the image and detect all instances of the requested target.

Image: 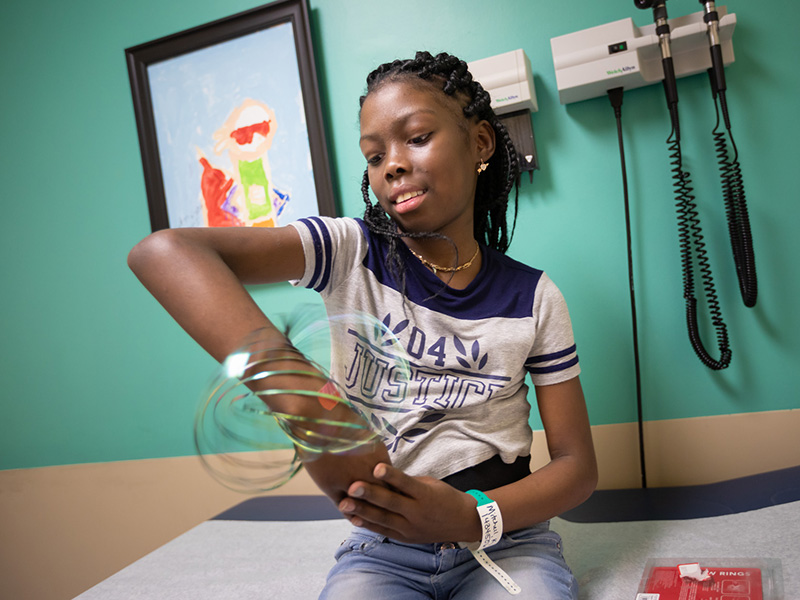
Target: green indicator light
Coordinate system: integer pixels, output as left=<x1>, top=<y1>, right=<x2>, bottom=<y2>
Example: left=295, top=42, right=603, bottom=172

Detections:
left=608, top=41, right=628, bottom=54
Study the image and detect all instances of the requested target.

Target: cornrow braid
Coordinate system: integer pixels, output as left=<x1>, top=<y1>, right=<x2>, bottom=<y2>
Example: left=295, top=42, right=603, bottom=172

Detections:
left=359, top=51, right=520, bottom=293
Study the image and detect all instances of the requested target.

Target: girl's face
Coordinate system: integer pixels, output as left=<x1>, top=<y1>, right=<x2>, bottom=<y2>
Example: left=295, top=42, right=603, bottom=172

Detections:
left=359, top=79, right=494, bottom=239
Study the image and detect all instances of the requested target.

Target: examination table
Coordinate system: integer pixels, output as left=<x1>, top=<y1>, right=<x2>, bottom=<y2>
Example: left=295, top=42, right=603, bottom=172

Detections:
left=75, top=465, right=800, bottom=599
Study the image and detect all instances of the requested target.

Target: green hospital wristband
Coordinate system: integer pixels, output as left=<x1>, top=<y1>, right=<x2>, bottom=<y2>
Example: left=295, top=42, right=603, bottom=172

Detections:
left=466, top=489, right=494, bottom=507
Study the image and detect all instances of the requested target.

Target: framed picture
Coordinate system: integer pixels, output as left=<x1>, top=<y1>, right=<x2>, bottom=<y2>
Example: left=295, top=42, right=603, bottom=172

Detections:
left=126, top=0, right=335, bottom=231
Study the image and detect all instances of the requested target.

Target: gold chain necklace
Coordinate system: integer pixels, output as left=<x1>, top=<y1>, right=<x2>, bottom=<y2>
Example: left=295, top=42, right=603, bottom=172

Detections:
left=408, top=242, right=480, bottom=275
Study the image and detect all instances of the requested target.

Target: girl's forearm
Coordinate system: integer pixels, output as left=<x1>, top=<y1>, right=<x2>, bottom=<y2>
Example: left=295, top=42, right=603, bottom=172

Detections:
left=484, top=453, right=597, bottom=534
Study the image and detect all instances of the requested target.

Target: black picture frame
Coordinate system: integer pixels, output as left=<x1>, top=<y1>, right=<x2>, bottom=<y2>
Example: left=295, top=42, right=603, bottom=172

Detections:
left=126, top=0, right=335, bottom=231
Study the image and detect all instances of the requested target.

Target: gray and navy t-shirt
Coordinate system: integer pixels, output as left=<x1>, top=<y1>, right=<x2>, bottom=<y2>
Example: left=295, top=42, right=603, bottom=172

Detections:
left=289, top=216, right=580, bottom=481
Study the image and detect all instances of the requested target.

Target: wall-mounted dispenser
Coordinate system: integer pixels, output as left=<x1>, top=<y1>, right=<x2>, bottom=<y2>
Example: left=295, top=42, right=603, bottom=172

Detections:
left=469, top=49, right=539, bottom=176
left=551, top=7, right=736, bottom=104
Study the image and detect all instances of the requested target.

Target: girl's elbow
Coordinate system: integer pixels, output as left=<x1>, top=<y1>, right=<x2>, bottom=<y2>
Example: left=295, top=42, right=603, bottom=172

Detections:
left=127, top=237, right=147, bottom=274
left=586, top=465, right=599, bottom=497
left=580, top=456, right=599, bottom=501
left=127, top=229, right=178, bottom=276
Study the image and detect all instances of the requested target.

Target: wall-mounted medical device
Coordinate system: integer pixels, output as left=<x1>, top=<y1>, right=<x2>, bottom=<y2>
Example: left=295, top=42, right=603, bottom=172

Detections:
left=551, top=7, right=735, bottom=104
left=549, top=1, right=757, bottom=371
left=551, top=2, right=757, bottom=488
left=469, top=49, right=539, bottom=174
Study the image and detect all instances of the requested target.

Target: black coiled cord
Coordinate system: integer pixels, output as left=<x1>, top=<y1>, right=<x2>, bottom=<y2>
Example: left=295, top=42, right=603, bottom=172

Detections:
left=710, top=77, right=758, bottom=307
left=668, top=111, right=732, bottom=370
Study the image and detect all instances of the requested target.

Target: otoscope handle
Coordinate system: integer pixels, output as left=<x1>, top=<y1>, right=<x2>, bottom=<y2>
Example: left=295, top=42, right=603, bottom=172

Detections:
left=662, top=56, right=678, bottom=108
left=700, top=0, right=729, bottom=128
left=701, top=1, right=727, bottom=92
left=651, top=2, right=679, bottom=127
left=709, top=44, right=726, bottom=94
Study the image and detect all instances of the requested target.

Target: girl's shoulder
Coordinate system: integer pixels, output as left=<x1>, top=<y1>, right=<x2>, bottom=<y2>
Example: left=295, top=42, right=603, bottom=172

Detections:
left=288, top=216, right=370, bottom=292
left=480, top=248, right=571, bottom=317
left=290, top=215, right=364, bottom=237
left=482, top=246, right=546, bottom=286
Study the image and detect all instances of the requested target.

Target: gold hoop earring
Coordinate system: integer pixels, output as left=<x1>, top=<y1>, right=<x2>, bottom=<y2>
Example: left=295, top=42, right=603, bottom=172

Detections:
left=477, top=160, right=489, bottom=174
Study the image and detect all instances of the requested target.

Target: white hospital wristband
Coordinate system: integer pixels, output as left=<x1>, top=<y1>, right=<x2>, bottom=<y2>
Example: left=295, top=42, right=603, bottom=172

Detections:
left=460, top=490, right=521, bottom=595
left=465, top=489, right=503, bottom=550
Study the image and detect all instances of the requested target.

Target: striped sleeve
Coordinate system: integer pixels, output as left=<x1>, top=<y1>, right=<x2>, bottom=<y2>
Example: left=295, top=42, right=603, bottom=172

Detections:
left=287, top=216, right=366, bottom=294
left=524, top=273, right=581, bottom=385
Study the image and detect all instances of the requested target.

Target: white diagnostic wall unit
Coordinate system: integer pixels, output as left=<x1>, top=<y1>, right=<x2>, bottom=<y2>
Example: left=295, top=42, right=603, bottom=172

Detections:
left=469, top=49, right=538, bottom=115
left=469, top=49, right=539, bottom=172
left=551, top=7, right=736, bottom=104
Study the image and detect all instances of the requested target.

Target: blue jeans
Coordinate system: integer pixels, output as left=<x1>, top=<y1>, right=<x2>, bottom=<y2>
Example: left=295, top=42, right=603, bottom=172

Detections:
left=319, top=521, right=578, bottom=599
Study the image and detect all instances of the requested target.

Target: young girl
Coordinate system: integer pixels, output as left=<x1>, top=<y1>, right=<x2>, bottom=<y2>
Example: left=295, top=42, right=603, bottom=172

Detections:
left=129, top=51, right=597, bottom=599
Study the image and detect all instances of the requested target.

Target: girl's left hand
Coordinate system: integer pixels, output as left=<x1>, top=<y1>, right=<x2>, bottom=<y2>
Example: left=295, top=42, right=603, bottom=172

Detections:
left=337, top=463, right=481, bottom=544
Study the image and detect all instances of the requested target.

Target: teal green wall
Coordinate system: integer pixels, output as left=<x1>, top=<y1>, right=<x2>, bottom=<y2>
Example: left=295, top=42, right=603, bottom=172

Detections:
left=2, top=1, right=797, bottom=470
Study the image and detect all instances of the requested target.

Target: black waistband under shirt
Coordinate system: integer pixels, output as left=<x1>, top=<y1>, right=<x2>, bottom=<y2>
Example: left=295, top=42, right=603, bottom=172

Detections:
left=441, top=454, right=531, bottom=492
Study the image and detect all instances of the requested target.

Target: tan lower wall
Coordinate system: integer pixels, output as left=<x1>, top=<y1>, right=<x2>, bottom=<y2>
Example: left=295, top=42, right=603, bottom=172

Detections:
left=0, top=455, right=320, bottom=600
left=642, top=408, right=800, bottom=486
left=2, top=408, right=798, bottom=600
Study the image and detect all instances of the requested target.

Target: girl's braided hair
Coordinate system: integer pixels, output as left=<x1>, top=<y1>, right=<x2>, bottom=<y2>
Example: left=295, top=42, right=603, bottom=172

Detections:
left=359, top=51, right=520, bottom=292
